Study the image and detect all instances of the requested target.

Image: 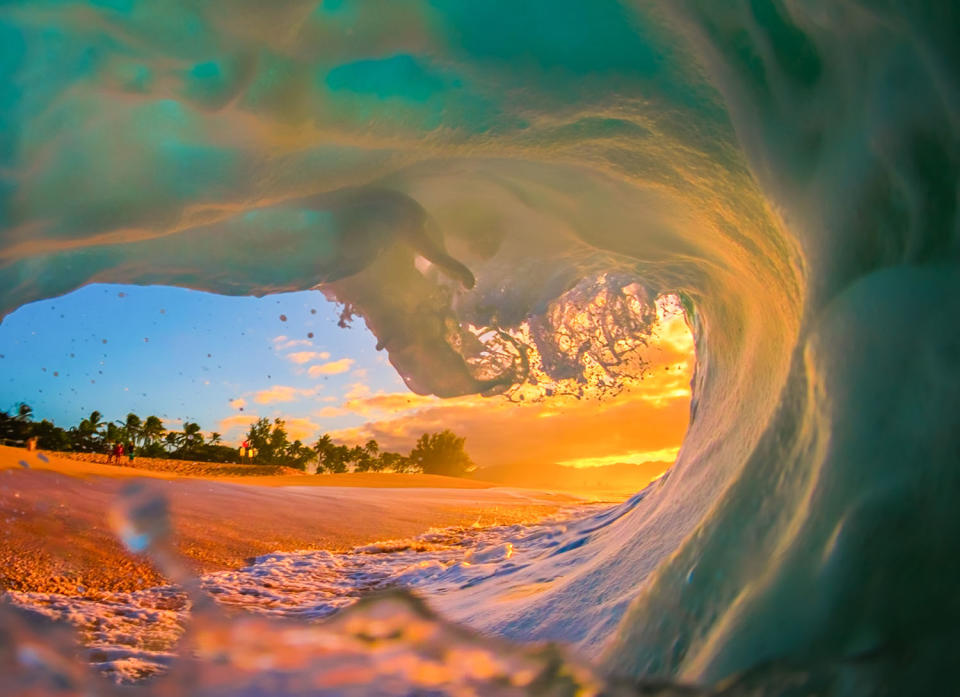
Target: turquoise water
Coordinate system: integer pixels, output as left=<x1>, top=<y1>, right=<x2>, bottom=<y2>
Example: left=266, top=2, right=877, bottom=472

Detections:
left=1, top=1, right=957, bottom=694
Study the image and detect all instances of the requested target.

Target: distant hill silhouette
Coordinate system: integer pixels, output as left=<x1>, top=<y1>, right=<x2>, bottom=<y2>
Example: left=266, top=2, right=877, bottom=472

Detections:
left=470, top=460, right=671, bottom=499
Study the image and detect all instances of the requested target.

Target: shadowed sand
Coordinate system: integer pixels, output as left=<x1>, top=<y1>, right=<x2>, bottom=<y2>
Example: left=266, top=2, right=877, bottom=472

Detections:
left=0, top=446, right=579, bottom=595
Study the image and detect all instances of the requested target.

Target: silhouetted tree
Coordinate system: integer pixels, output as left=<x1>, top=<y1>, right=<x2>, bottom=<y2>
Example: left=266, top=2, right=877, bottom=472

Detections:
left=73, top=410, right=105, bottom=451
left=379, top=451, right=414, bottom=473
left=163, top=431, right=179, bottom=453
left=284, top=439, right=313, bottom=469
left=122, top=413, right=142, bottom=446
left=0, top=403, right=33, bottom=444
left=33, top=419, right=70, bottom=451
left=140, top=416, right=166, bottom=456
left=409, top=430, right=475, bottom=477
left=105, top=422, right=123, bottom=446
left=181, top=422, right=204, bottom=450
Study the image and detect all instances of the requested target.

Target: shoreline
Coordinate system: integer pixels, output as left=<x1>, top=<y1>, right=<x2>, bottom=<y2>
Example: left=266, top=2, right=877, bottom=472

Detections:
left=6, top=447, right=505, bottom=488
left=0, top=446, right=581, bottom=596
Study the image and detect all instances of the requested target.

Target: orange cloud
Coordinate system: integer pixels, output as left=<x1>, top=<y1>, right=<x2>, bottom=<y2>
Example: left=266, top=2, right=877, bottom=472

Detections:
left=229, top=398, right=247, bottom=410
left=273, top=335, right=313, bottom=351
left=216, top=413, right=319, bottom=444
left=330, top=388, right=690, bottom=469
left=343, top=382, right=371, bottom=400
left=326, top=316, right=695, bottom=469
left=558, top=446, right=681, bottom=468
left=284, top=417, right=321, bottom=442
left=307, top=359, right=354, bottom=376
left=343, top=391, right=440, bottom=416
left=286, top=351, right=331, bottom=365
left=253, top=385, right=317, bottom=404
left=218, top=413, right=258, bottom=435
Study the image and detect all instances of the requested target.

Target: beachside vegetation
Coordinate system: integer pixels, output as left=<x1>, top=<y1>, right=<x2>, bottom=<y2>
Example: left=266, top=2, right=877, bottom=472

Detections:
left=0, top=403, right=476, bottom=476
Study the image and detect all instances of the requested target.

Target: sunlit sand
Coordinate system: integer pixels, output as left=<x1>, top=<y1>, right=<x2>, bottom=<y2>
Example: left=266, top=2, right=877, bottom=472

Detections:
left=0, top=445, right=578, bottom=596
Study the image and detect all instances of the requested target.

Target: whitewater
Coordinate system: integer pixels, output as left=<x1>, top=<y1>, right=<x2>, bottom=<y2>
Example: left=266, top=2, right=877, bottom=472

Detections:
left=1, top=1, right=958, bottom=695
left=4, top=499, right=617, bottom=683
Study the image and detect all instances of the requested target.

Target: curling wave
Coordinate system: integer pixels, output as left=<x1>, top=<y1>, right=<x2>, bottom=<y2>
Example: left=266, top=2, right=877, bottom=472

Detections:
left=1, top=1, right=957, bottom=694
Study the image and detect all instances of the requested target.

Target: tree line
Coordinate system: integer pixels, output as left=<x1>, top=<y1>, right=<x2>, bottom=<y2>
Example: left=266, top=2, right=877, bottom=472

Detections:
left=0, top=403, right=236, bottom=462
left=239, top=417, right=474, bottom=476
left=1, top=404, right=476, bottom=477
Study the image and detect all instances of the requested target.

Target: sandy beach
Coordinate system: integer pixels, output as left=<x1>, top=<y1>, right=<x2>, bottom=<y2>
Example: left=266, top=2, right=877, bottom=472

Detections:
left=0, top=446, right=578, bottom=596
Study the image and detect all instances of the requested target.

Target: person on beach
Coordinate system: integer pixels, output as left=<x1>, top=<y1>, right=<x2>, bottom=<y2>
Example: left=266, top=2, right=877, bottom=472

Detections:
left=127, top=443, right=135, bottom=464
left=113, top=442, right=124, bottom=465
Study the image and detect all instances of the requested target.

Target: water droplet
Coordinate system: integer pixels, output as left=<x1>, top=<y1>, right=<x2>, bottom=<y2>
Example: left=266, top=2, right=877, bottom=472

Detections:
left=110, top=483, right=171, bottom=554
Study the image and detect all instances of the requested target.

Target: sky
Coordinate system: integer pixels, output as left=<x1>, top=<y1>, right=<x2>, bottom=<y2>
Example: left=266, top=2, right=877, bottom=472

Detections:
left=0, top=284, right=693, bottom=469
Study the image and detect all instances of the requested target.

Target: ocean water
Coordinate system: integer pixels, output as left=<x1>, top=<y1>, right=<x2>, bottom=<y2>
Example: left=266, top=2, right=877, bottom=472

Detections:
left=1, top=1, right=957, bottom=695
left=4, top=499, right=615, bottom=684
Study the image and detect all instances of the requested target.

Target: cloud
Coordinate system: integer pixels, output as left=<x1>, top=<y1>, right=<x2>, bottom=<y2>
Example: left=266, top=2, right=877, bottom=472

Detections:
left=328, top=388, right=690, bottom=469
left=342, top=391, right=439, bottom=416
left=218, top=413, right=258, bottom=435
left=216, top=413, right=319, bottom=444
left=557, top=446, right=681, bottom=468
left=312, top=387, right=438, bottom=421
left=229, top=398, right=247, bottom=410
left=286, top=350, right=331, bottom=365
left=284, top=417, right=321, bottom=442
left=273, top=335, right=313, bottom=351
left=343, top=382, right=371, bottom=400
left=253, top=385, right=317, bottom=404
left=308, top=358, right=354, bottom=376
left=322, top=321, right=696, bottom=468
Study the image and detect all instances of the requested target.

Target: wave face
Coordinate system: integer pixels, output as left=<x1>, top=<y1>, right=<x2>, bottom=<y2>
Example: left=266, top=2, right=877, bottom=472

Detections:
left=1, top=1, right=957, bottom=694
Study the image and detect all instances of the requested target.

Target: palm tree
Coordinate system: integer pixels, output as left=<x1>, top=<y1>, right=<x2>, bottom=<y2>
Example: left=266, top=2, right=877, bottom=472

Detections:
left=313, top=434, right=334, bottom=455
left=312, top=434, right=335, bottom=473
left=141, top=416, right=165, bottom=447
left=164, top=431, right=180, bottom=453
left=82, top=410, right=103, bottom=432
left=105, top=422, right=123, bottom=445
left=208, top=432, right=222, bottom=445
left=76, top=410, right=104, bottom=451
left=122, top=413, right=142, bottom=446
left=181, top=422, right=203, bottom=449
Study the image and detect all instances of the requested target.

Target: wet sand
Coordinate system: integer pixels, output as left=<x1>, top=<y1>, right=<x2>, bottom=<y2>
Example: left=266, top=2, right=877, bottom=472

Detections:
left=0, top=446, right=578, bottom=595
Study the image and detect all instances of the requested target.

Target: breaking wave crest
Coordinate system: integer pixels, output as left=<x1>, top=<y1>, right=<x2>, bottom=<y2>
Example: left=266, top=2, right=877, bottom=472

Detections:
left=1, top=1, right=958, bottom=694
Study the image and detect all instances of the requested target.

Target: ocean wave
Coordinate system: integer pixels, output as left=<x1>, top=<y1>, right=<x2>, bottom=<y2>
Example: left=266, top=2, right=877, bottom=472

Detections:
left=1, top=0, right=957, bottom=694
